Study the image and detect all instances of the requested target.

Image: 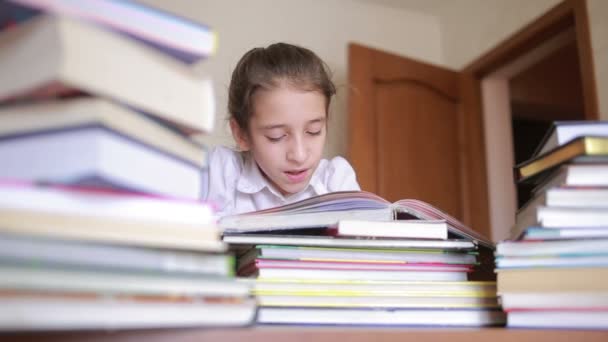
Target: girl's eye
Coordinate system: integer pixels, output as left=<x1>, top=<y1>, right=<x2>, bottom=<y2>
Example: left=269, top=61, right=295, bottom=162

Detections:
left=266, top=135, right=285, bottom=142
left=307, top=130, right=322, bottom=136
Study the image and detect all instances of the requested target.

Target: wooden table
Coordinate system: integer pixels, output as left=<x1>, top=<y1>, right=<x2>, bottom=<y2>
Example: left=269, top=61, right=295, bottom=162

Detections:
left=5, top=327, right=608, bottom=342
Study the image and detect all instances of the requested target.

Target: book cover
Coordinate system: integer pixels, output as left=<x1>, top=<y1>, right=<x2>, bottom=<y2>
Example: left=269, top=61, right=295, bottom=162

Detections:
left=515, top=136, right=608, bottom=182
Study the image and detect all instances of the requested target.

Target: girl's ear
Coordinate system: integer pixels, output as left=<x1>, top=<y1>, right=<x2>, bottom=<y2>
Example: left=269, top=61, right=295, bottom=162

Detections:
left=229, top=118, right=251, bottom=151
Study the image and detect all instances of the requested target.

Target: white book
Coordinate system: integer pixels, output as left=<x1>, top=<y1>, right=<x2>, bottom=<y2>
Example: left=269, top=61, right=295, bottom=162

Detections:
left=256, top=268, right=468, bottom=282
left=0, top=297, right=256, bottom=331
left=0, top=234, right=232, bottom=275
left=497, top=255, right=608, bottom=268
left=511, top=189, right=608, bottom=239
left=0, top=264, right=249, bottom=298
left=258, top=307, right=505, bottom=326
left=538, top=206, right=608, bottom=228
left=238, top=245, right=477, bottom=267
left=0, top=126, right=204, bottom=199
left=336, top=219, right=448, bottom=240
left=496, top=239, right=608, bottom=257
left=0, top=15, right=214, bottom=133
left=533, top=121, right=608, bottom=157
left=0, top=182, right=214, bottom=225
left=523, top=227, right=608, bottom=240
left=545, top=188, right=608, bottom=207
left=223, top=234, right=476, bottom=250
left=532, top=164, right=608, bottom=195
left=501, top=292, right=608, bottom=310
left=0, top=98, right=206, bottom=167
left=507, top=311, right=608, bottom=329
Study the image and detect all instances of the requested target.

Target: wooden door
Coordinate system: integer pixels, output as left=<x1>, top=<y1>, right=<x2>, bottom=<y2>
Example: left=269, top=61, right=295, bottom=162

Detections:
left=348, top=43, right=489, bottom=234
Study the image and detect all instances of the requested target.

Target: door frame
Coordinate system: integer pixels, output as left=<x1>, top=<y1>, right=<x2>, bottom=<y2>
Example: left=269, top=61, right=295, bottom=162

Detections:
left=348, top=0, right=598, bottom=241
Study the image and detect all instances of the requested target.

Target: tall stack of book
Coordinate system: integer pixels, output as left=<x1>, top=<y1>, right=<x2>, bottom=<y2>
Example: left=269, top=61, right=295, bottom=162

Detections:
left=496, top=121, right=608, bottom=329
left=0, top=0, right=255, bottom=331
left=221, top=191, right=505, bottom=326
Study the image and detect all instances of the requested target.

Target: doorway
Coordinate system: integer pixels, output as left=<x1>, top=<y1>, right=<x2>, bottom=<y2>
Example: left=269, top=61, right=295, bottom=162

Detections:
left=463, top=0, right=598, bottom=241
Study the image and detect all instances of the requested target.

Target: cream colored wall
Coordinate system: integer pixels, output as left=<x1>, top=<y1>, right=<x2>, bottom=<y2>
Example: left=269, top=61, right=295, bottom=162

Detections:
left=138, top=0, right=442, bottom=159
left=437, top=0, right=562, bottom=69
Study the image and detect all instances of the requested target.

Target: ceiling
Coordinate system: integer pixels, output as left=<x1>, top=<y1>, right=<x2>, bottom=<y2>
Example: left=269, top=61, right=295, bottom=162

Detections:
left=356, top=0, right=450, bottom=15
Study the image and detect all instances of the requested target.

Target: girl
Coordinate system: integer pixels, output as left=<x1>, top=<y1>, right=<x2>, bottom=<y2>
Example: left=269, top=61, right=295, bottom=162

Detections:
left=205, top=43, right=360, bottom=217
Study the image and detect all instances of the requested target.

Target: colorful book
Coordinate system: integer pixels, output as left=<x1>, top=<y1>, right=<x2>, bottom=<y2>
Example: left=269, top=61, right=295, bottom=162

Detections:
left=0, top=15, right=215, bottom=134
left=237, top=245, right=478, bottom=266
left=248, top=279, right=498, bottom=296
left=532, top=121, right=608, bottom=158
left=497, top=267, right=608, bottom=293
left=240, top=259, right=473, bottom=276
left=515, top=136, right=608, bottom=182
left=0, top=181, right=221, bottom=251
left=256, top=294, right=499, bottom=309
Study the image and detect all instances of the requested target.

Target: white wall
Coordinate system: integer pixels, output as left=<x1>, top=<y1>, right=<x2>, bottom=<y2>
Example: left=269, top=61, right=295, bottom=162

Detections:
left=588, top=0, right=608, bottom=118
left=139, top=0, right=443, bottom=159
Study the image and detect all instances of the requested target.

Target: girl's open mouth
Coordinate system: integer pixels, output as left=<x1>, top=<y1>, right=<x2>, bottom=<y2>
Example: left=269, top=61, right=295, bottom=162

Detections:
left=285, top=169, right=308, bottom=183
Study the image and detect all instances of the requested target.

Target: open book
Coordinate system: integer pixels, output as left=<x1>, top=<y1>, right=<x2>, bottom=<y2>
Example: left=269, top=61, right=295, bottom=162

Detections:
left=218, top=191, right=492, bottom=248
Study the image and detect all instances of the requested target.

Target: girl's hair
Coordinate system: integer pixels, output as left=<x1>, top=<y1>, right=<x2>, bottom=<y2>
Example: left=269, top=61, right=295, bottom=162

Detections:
left=228, top=42, right=336, bottom=132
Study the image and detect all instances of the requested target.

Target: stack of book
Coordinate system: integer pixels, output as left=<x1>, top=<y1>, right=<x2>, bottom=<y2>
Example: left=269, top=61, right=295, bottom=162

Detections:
left=222, top=191, right=505, bottom=326
left=0, top=0, right=255, bottom=331
left=496, top=120, right=608, bottom=329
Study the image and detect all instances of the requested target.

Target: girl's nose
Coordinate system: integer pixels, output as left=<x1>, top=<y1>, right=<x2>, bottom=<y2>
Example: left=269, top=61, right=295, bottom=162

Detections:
left=287, top=137, right=307, bottom=163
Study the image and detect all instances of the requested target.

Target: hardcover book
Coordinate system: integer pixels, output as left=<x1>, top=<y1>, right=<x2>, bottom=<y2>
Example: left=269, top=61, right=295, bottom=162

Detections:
left=219, top=191, right=492, bottom=248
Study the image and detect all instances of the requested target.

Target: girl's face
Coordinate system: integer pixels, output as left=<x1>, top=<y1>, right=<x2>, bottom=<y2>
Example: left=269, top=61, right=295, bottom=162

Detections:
left=231, top=85, right=327, bottom=196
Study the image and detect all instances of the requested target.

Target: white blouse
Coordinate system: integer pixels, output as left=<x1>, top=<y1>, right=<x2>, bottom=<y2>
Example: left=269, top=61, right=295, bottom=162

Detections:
left=203, top=146, right=361, bottom=217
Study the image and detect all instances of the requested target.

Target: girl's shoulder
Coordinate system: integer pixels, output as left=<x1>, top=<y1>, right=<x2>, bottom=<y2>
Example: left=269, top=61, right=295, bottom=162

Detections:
left=318, top=156, right=360, bottom=192
left=207, top=146, right=246, bottom=183
left=208, top=145, right=245, bottom=168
